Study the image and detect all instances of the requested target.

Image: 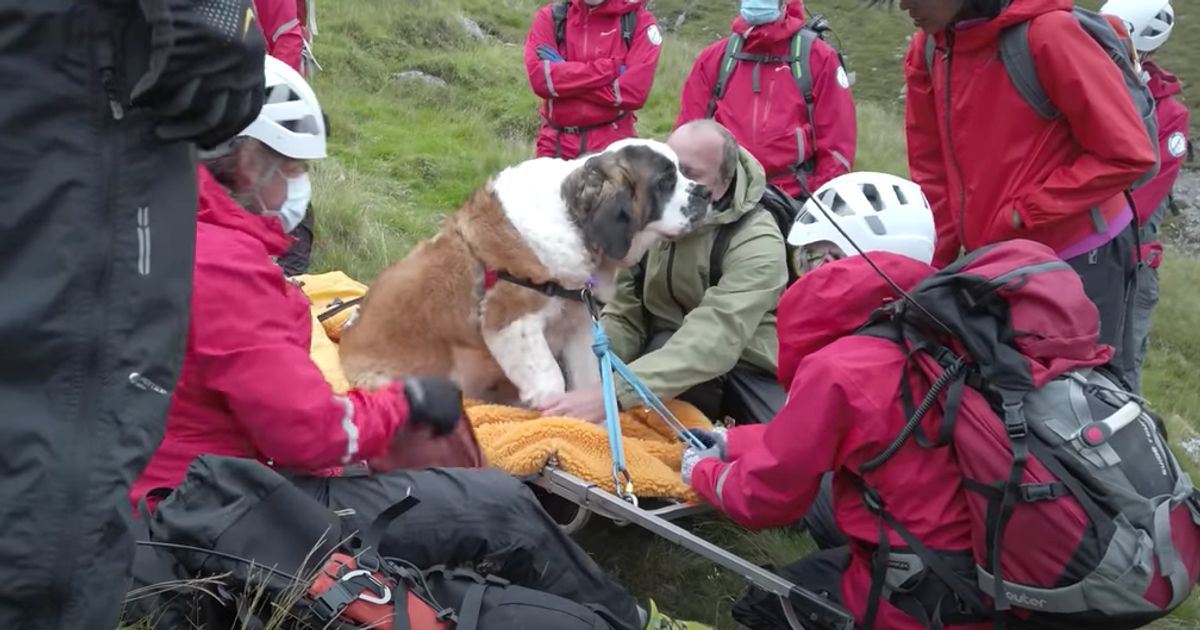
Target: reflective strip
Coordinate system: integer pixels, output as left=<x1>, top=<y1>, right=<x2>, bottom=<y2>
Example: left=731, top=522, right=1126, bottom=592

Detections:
left=136, top=206, right=151, bottom=276
left=831, top=150, right=852, bottom=174
left=714, top=463, right=734, bottom=511
left=272, top=18, right=300, bottom=43
left=543, top=60, right=558, bottom=97
left=612, top=79, right=622, bottom=106
left=335, top=395, right=360, bottom=464
left=795, top=128, right=806, bottom=167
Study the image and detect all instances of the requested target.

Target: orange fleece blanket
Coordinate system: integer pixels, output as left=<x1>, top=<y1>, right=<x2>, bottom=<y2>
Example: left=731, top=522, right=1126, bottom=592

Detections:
left=297, top=271, right=713, bottom=501
left=463, top=399, right=714, bottom=501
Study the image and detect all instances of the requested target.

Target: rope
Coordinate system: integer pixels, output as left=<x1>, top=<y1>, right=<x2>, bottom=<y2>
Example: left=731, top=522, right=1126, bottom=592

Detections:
left=587, top=295, right=708, bottom=500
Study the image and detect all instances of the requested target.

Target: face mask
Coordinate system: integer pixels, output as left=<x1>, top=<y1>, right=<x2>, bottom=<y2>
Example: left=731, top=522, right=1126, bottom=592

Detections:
left=264, top=173, right=311, bottom=234
left=740, top=0, right=781, bottom=25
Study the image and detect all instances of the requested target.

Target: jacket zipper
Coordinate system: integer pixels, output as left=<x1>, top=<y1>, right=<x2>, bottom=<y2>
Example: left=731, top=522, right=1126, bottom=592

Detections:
left=664, top=243, right=688, bottom=317
left=941, top=34, right=969, bottom=252
left=50, top=18, right=126, bottom=620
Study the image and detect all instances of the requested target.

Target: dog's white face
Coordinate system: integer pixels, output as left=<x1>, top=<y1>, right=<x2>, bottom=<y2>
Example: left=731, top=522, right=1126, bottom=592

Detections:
left=562, top=138, right=713, bottom=266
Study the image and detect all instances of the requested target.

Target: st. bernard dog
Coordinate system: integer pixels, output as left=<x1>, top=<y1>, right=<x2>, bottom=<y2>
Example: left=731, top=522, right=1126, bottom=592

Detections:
left=338, top=139, right=712, bottom=408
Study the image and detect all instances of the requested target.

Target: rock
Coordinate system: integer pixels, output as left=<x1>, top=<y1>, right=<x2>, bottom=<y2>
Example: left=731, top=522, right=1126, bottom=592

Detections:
left=1161, top=169, right=1200, bottom=255
left=673, top=12, right=687, bottom=31
left=393, top=70, right=448, bottom=88
left=457, top=15, right=487, bottom=41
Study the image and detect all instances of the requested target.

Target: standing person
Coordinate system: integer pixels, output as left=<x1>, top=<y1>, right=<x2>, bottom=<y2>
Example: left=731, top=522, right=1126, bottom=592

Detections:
left=1101, top=0, right=1189, bottom=394
left=524, top=0, right=663, bottom=159
left=675, top=0, right=857, bottom=200
left=894, top=0, right=1157, bottom=375
left=0, top=1, right=266, bottom=628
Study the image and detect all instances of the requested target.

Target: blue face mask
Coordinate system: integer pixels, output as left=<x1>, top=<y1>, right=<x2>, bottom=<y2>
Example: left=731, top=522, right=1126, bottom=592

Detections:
left=740, top=0, right=781, bottom=25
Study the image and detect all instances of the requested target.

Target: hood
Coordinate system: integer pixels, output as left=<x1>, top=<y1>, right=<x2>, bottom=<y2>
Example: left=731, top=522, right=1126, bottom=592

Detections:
left=570, top=0, right=643, bottom=17
left=704, top=147, right=769, bottom=228
left=196, top=165, right=294, bottom=257
left=938, top=0, right=1070, bottom=49
left=776, top=253, right=935, bottom=387
left=1144, top=61, right=1183, bottom=99
left=733, top=0, right=807, bottom=51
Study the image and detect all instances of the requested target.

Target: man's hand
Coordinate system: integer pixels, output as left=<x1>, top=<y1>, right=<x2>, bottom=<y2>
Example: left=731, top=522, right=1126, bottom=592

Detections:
left=681, top=440, right=723, bottom=486
left=537, top=387, right=606, bottom=424
left=536, top=44, right=566, bottom=63
left=684, top=428, right=727, bottom=460
left=403, top=377, right=463, bottom=436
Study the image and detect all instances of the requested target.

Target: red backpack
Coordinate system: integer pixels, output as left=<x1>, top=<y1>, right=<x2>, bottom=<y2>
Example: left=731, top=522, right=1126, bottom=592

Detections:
left=854, top=239, right=1200, bottom=629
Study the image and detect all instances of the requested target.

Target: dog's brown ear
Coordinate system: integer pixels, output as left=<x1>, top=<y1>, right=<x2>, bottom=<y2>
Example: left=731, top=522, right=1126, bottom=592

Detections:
left=563, top=154, right=636, bottom=260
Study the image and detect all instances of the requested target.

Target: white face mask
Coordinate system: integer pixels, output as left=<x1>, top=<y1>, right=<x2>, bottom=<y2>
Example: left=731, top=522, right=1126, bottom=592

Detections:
left=264, top=173, right=311, bottom=234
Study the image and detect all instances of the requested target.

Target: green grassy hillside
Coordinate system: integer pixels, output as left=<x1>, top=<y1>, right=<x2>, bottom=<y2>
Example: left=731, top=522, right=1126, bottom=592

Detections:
left=303, top=0, right=1200, bottom=628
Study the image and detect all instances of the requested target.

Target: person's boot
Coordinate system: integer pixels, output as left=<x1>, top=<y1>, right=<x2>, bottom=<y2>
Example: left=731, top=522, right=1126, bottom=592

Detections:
left=644, top=599, right=714, bottom=630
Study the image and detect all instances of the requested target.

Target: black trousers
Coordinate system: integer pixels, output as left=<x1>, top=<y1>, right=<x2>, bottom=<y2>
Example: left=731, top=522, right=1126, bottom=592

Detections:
left=1066, top=223, right=1138, bottom=384
left=0, top=3, right=196, bottom=629
left=290, top=468, right=643, bottom=630
left=732, top=547, right=850, bottom=630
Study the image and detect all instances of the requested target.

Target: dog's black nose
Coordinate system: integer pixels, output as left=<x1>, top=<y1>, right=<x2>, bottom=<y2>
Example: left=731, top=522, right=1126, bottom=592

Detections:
left=685, top=183, right=712, bottom=219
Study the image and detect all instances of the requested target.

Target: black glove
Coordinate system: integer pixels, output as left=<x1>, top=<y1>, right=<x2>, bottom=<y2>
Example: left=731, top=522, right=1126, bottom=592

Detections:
left=132, top=0, right=267, bottom=148
left=403, top=377, right=464, bottom=437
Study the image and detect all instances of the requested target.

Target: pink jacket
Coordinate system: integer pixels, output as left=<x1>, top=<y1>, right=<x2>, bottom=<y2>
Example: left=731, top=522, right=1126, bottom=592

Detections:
left=130, top=167, right=410, bottom=511
left=524, top=0, right=661, bottom=159
left=1132, top=61, right=1190, bottom=268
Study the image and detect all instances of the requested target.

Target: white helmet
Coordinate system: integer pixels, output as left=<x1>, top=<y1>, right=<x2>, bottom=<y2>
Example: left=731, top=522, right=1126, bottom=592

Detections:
left=788, top=172, right=936, bottom=265
left=240, top=56, right=327, bottom=160
left=1101, top=0, right=1174, bottom=54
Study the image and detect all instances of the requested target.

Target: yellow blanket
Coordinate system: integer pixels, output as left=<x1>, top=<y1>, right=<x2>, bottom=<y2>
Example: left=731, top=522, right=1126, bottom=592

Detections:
left=464, top=400, right=713, bottom=501
left=296, top=271, right=711, bottom=501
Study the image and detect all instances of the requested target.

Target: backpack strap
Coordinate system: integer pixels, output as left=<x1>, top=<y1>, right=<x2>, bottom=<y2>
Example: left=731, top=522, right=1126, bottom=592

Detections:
left=620, top=10, right=637, bottom=49
left=708, top=209, right=759, bottom=287
left=706, top=34, right=745, bottom=118
left=997, top=22, right=1058, bottom=121
left=793, top=27, right=819, bottom=176
left=455, top=582, right=488, bottom=630
left=552, top=0, right=569, bottom=48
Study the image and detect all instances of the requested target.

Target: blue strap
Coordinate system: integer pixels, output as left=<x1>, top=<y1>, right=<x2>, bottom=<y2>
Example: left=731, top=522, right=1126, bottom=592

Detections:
left=590, top=318, right=709, bottom=498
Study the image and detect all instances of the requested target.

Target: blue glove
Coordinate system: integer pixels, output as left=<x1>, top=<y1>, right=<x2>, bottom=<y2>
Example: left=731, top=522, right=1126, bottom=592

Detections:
left=618, top=64, right=626, bottom=75
left=536, top=44, right=566, bottom=63
left=684, top=428, right=727, bottom=459
left=681, top=441, right=723, bottom=486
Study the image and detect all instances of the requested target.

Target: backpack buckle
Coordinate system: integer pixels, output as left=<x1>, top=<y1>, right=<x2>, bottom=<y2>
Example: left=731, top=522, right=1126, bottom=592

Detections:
left=1002, top=403, right=1027, bottom=439
left=862, top=486, right=884, bottom=514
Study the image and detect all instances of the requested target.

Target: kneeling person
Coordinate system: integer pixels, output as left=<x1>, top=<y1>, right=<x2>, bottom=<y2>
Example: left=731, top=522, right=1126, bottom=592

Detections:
left=683, top=173, right=991, bottom=630
left=540, top=120, right=789, bottom=426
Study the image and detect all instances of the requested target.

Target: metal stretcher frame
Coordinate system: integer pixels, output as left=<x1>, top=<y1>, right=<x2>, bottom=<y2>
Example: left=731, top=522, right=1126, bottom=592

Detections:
left=528, top=465, right=856, bottom=630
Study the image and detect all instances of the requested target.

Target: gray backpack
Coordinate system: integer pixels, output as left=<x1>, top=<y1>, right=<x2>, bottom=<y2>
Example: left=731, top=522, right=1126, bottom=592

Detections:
left=922, top=7, right=1160, bottom=192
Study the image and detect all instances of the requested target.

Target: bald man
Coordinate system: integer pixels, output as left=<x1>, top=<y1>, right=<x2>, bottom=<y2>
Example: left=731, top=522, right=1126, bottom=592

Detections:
left=539, top=120, right=788, bottom=426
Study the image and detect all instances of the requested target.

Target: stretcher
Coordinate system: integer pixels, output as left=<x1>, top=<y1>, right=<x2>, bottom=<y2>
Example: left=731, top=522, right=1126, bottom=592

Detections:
left=528, top=464, right=855, bottom=630
left=519, top=303, right=856, bottom=630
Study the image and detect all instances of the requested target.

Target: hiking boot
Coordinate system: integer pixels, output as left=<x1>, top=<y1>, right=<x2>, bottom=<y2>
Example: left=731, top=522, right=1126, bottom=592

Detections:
left=644, top=599, right=714, bottom=630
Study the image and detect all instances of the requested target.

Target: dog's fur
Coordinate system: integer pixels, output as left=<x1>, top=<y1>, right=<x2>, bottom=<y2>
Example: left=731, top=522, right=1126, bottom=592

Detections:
left=338, top=139, right=712, bottom=408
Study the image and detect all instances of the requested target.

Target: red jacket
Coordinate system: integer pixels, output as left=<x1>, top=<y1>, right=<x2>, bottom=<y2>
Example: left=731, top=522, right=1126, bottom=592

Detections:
left=1133, top=61, right=1190, bottom=268
left=130, top=167, right=410, bottom=511
left=689, top=254, right=987, bottom=630
left=524, top=0, right=661, bottom=159
left=905, top=0, right=1158, bottom=268
left=254, top=0, right=305, bottom=73
left=675, top=1, right=856, bottom=197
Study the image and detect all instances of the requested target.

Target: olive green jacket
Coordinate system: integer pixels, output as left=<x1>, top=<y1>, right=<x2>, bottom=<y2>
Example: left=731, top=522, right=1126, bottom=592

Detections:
left=600, top=147, right=788, bottom=408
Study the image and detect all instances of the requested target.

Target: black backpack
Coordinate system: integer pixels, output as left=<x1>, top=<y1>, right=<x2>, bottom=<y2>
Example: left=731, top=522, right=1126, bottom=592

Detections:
left=551, top=0, right=637, bottom=50
left=129, top=456, right=614, bottom=630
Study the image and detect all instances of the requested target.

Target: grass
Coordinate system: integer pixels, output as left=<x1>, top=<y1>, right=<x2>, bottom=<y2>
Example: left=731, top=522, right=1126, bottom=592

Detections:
left=128, top=0, right=1200, bottom=627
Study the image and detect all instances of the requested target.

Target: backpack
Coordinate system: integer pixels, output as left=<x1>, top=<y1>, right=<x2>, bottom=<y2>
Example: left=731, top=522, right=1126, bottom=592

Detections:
left=133, top=455, right=609, bottom=630
left=921, top=8, right=1160, bottom=191
left=851, top=240, right=1200, bottom=629
left=551, top=0, right=637, bottom=50
left=630, top=184, right=801, bottom=302
left=705, top=15, right=851, bottom=178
